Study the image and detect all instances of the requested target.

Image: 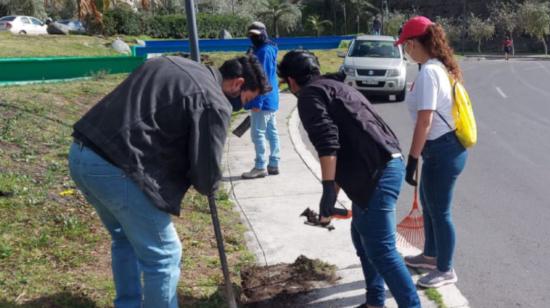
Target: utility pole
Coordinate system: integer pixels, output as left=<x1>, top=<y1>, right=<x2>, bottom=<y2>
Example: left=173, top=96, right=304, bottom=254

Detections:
left=462, top=0, right=466, bottom=54
left=380, top=0, right=389, bottom=35
left=184, top=0, right=200, bottom=62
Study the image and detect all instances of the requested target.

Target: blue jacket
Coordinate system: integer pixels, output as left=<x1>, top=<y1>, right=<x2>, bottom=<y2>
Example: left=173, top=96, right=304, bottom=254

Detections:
left=244, top=43, right=279, bottom=111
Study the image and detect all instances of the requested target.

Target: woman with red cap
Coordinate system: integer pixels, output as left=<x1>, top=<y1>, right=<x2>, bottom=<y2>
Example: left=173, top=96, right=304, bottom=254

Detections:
left=395, top=16, right=468, bottom=289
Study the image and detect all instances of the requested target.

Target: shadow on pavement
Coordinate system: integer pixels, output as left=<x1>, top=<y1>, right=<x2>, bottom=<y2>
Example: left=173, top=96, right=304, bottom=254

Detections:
left=243, top=279, right=395, bottom=308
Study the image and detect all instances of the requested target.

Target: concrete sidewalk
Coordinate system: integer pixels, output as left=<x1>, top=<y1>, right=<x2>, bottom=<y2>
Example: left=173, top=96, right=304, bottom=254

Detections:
left=223, top=93, right=470, bottom=307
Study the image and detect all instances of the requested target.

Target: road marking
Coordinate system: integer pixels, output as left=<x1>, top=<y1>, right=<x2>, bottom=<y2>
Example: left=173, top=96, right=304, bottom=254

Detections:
left=496, top=86, right=507, bottom=98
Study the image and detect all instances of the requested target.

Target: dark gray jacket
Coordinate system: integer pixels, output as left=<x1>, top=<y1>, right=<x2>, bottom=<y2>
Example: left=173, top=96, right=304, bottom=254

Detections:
left=298, top=77, right=402, bottom=207
left=73, top=56, right=232, bottom=215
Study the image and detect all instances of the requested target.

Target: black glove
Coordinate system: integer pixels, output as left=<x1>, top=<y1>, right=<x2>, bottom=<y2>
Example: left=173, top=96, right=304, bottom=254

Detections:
left=405, top=155, right=418, bottom=186
left=319, top=180, right=338, bottom=218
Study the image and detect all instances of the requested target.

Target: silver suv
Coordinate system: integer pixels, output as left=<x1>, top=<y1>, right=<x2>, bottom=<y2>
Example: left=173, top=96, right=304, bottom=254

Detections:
left=339, top=35, right=407, bottom=101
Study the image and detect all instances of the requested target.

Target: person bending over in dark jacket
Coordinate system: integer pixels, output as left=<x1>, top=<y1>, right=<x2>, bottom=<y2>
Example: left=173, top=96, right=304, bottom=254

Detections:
left=278, top=51, right=420, bottom=308
left=68, top=55, right=271, bottom=308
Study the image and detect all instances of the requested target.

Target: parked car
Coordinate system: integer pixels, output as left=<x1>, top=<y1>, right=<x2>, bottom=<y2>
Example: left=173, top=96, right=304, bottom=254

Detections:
left=339, top=35, right=407, bottom=101
left=57, top=19, right=86, bottom=34
left=0, top=15, right=48, bottom=35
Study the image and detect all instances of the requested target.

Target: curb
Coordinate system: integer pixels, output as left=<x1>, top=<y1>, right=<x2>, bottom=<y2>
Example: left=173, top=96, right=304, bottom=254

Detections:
left=463, top=55, right=550, bottom=61
left=288, top=106, right=471, bottom=308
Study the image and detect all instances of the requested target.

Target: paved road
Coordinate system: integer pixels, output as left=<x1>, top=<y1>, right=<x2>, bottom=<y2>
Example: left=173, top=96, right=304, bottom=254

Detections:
left=299, top=59, right=550, bottom=307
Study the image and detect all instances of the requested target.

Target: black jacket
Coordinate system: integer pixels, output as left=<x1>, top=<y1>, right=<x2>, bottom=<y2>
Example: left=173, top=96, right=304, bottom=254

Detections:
left=73, top=56, right=232, bottom=216
left=297, top=77, right=402, bottom=207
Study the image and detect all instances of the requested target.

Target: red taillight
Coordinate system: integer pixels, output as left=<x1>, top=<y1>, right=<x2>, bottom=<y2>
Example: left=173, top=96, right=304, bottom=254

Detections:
left=6, top=22, right=12, bottom=29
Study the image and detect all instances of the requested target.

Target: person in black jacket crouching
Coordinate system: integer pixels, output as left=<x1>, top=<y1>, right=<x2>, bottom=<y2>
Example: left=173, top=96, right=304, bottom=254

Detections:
left=68, top=55, right=271, bottom=308
left=278, top=51, right=420, bottom=308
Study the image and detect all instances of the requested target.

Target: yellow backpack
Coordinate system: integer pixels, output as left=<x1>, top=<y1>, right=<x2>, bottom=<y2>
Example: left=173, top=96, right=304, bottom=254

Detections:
left=449, top=76, right=477, bottom=148
left=436, top=74, right=477, bottom=148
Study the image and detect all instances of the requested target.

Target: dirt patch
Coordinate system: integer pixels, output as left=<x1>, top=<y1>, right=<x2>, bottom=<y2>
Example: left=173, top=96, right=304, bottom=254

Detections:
left=240, top=255, right=339, bottom=306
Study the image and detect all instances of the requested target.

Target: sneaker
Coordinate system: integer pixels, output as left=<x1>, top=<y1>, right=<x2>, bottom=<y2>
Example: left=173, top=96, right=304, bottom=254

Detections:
left=417, top=268, right=458, bottom=288
left=355, top=304, right=385, bottom=308
left=241, top=168, right=267, bottom=179
left=404, top=254, right=437, bottom=270
left=267, top=166, right=279, bottom=175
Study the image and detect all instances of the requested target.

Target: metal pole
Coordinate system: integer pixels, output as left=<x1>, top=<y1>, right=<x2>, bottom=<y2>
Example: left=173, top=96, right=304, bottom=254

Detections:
left=184, top=0, right=200, bottom=62
left=208, top=194, right=238, bottom=308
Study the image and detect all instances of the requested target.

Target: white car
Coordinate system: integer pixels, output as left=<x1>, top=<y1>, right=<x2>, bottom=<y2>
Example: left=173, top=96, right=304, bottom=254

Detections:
left=339, top=35, right=407, bottom=101
left=0, top=15, right=48, bottom=35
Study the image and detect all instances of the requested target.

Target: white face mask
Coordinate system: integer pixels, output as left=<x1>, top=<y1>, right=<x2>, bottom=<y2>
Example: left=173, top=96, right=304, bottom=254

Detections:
left=404, top=51, right=418, bottom=64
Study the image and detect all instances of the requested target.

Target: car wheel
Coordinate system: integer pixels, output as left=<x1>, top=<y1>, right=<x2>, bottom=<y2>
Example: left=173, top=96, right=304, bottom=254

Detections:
left=18, top=30, right=27, bottom=35
left=396, top=87, right=407, bottom=102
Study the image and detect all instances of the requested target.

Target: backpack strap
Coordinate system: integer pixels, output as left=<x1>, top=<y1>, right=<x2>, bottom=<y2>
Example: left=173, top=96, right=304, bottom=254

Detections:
left=435, top=78, right=457, bottom=130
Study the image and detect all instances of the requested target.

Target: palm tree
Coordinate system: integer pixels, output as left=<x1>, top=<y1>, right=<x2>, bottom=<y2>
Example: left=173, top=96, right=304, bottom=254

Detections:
left=78, top=0, right=102, bottom=23
left=257, top=0, right=302, bottom=38
left=307, top=15, right=332, bottom=36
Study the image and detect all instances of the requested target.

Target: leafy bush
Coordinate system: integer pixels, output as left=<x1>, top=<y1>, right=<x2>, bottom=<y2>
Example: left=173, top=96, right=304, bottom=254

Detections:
left=143, top=14, right=186, bottom=38
left=101, top=7, right=251, bottom=39
left=103, top=7, right=143, bottom=36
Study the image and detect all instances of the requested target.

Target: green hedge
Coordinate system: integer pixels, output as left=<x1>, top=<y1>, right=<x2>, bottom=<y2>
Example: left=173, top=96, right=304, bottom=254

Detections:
left=102, top=8, right=251, bottom=39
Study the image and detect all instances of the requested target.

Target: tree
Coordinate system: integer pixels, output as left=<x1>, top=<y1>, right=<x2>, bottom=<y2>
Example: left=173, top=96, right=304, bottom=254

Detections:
left=518, top=0, right=550, bottom=55
left=468, top=14, right=495, bottom=53
left=257, top=0, right=301, bottom=37
left=437, top=17, right=461, bottom=48
left=0, top=0, right=47, bottom=19
left=306, top=14, right=331, bottom=36
left=382, top=11, right=406, bottom=37
left=490, top=2, right=519, bottom=55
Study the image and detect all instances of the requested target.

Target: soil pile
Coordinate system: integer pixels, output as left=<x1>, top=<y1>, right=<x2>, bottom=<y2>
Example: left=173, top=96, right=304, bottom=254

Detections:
left=240, top=255, right=339, bottom=306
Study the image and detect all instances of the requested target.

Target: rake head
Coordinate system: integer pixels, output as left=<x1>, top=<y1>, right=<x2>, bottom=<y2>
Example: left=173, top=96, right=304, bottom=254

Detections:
left=397, top=207, right=424, bottom=249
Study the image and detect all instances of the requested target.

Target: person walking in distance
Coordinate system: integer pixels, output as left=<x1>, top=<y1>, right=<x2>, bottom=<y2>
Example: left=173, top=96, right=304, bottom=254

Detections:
left=241, top=21, right=281, bottom=179
left=503, top=35, right=513, bottom=61
left=395, top=16, right=469, bottom=288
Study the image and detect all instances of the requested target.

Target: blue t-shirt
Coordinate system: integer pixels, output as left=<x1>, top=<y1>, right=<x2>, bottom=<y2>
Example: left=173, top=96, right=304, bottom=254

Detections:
left=244, top=43, right=279, bottom=111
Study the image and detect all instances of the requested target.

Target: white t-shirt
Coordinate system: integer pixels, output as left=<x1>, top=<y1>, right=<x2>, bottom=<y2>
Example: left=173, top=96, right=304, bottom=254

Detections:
left=406, top=59, right=454, bottom=140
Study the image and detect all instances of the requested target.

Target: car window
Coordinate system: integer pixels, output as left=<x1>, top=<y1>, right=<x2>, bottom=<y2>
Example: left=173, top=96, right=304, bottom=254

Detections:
left=349, top=40, right=401, bottom=59
left=21, top=17, right=31, bottom=24
left=31, top=18, right=42, bottom=25
left=0, top=16, right=16, bottom=21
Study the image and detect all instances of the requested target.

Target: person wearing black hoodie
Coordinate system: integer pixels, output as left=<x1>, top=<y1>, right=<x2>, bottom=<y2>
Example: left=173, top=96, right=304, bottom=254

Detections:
left=278, top=51, right=420, bottom=308
left=68, top=55, right=271, bottom=308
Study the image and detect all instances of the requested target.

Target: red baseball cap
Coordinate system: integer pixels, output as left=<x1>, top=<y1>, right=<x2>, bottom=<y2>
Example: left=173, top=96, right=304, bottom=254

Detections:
left=394, top=16, right=434, bottom=46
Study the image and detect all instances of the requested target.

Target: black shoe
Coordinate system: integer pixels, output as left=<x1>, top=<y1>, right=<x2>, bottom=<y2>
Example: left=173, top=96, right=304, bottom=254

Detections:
left=267, top=166, right=279, bottom=175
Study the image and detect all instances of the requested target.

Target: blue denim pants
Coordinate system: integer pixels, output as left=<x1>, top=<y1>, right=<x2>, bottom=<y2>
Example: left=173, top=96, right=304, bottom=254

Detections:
left=420, top=131, right=468, bottom=272
left=351, top=158, right=421, bottom=308
left=250, top=110, right=280, bottom=169
left=68, top=143, right=181, bottom=308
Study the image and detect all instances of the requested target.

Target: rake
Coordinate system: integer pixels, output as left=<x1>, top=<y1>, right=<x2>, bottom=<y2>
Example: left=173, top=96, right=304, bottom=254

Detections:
left=397, top=166, right=424, bottom=249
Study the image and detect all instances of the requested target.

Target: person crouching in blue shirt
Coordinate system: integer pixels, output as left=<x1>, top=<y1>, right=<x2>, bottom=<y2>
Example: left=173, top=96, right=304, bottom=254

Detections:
left=241, top=21, right=281, bottom=179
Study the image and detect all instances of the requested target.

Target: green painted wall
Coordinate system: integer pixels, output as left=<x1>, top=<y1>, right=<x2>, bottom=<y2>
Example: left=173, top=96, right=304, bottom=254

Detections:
left=0, top=56, right=146, bottom=84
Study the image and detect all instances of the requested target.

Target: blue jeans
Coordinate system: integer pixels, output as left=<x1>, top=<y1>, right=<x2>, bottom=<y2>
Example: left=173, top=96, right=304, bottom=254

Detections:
left=351, top=158, right=420, bottom=308
left=250, top=110, right=280, bottom=169
left=68, top=143, right=181, bottom=308
left=420, top=131, right=468, bottom=272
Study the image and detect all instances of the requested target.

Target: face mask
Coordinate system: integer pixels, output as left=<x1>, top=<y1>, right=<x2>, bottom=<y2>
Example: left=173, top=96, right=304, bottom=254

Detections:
left=250, top=35, right=266, bottom=48
left=404, top=51, right=418, bottom=64
left=226, top=94, right=243, bottom=112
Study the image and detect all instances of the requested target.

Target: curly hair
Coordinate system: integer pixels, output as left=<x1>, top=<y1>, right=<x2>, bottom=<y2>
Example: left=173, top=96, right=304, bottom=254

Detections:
left=417, top=24, right=463, bottom=82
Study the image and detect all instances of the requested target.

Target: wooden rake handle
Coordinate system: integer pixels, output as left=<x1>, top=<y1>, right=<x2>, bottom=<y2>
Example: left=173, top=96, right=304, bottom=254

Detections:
left=412, top=164, right=420, bottom=210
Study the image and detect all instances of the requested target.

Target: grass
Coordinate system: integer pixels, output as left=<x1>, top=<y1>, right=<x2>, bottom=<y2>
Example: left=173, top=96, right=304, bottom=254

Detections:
left=0, top=32, right=160, bottom=58
left=0, top=32, right=345, bottom=306
left=0, top=32, right=121, bottom=58
left=425, top=288, right=447, bottom=308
